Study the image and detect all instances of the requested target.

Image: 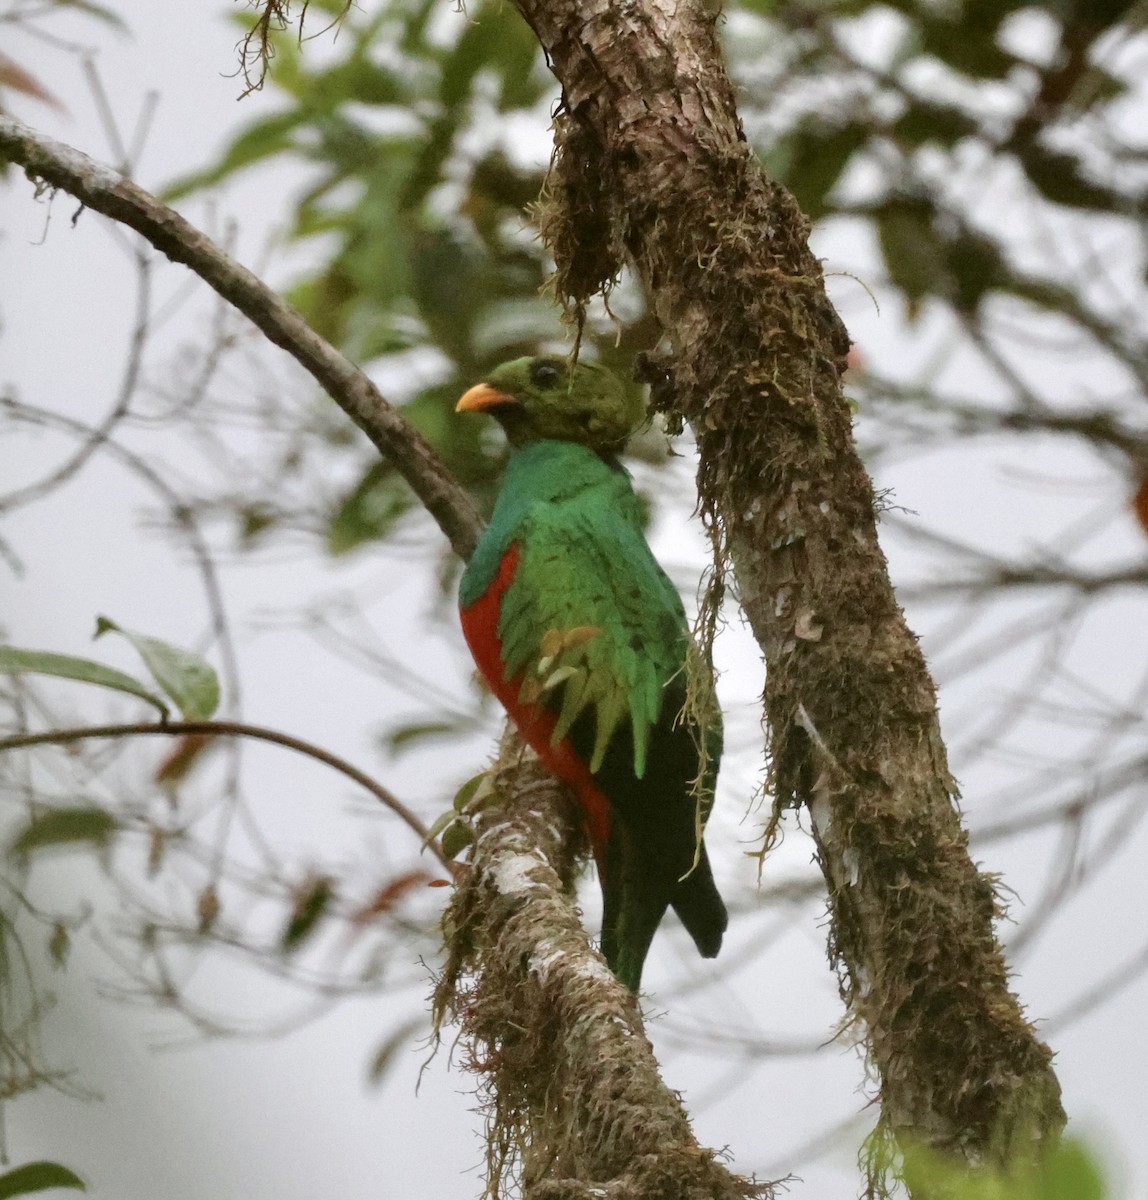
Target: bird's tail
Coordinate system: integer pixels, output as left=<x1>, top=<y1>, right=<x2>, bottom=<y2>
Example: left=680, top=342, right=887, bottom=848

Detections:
left=671, top=848, right=727, bottom=959
left=602, top=886, right=667, bottom=993
left=601, top=823, right=672, bottom=992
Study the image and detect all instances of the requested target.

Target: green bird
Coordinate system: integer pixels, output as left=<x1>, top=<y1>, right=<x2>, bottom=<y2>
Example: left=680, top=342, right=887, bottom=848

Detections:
left=456, top=355, right=727, bottom=992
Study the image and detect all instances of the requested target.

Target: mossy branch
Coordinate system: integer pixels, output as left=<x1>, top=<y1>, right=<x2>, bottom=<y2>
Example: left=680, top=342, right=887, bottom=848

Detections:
left=512, top=0, right=1065, bottom=1177
left=434, top=732, right=766, bottom=1200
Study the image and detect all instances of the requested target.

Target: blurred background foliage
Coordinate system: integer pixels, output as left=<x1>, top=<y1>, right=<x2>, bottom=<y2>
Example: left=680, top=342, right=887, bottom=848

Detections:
left=4, top=0, right=1148, bottom=1070
left=165, top=0, right=663, bottom=553
left=149, top=0, right=1148, bottom=560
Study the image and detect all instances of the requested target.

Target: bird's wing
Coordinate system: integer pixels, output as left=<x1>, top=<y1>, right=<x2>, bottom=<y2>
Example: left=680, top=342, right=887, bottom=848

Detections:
left=497, top=488, right=687, bottom=780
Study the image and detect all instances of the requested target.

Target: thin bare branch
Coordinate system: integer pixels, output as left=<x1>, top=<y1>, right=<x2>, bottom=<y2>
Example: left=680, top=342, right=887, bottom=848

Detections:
left=0, top=113, right=483, bottom=562
left=0, top=719, right=453, bottom=873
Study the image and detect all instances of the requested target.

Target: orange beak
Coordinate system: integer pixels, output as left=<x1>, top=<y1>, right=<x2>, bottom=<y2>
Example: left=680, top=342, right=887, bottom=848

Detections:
left=455, top=382, right=517, bottom=413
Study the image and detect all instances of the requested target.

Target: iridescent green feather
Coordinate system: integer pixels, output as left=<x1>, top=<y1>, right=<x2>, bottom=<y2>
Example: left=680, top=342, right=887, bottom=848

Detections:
left=489, top=442, right=687, bottom=779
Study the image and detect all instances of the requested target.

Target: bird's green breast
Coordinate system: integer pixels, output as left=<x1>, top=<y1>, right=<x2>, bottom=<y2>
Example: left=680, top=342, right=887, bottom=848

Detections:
left=460, top=441, right=645, bottom=606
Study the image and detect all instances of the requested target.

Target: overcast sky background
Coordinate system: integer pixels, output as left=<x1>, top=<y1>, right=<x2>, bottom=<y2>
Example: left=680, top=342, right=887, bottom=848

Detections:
left=2, top=3, right=1145, bottom=1197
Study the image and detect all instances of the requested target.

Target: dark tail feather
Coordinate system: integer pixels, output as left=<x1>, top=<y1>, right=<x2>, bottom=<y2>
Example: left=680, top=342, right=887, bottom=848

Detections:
left=600, top=835, right=726, bottom=992
left=600, top=824, right=673, bottom=992
left=603, top=899, right=667, bottom=993
left=671, top=848, right=727, bottom=959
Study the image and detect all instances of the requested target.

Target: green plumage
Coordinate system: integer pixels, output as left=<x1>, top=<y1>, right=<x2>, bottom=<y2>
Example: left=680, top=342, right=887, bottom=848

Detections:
left=457, top=356, right=727, bottom=991
left=464, top=441, right=683, bottom=777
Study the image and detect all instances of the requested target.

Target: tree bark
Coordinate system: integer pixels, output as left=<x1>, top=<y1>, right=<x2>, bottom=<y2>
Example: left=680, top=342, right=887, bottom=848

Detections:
left=434, top=735, right=761, bottom=1200
left=512, top=0, right=1065, bottom=1172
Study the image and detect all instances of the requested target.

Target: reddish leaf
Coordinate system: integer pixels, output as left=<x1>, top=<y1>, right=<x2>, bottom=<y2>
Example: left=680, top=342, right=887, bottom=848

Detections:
left=0, top=55, right=63, bottom=110
left=1133, top=476, right=1148, bottom=536
left=154, top=733, right=217, bottom=786
left=353, top=870, right=433, bottom=924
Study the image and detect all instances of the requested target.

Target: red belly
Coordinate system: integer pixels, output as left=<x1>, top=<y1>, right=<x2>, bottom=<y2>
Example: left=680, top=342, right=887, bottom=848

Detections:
left=460, top=542, right=612, bottom=861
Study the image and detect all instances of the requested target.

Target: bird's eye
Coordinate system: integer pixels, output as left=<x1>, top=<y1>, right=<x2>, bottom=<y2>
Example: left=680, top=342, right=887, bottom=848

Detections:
left=529, top=359, right=563, bottom=388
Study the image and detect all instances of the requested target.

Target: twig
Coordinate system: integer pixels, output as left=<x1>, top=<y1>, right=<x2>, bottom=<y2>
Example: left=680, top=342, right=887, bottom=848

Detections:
left=0, top=231, right=151, bottom=516
left=0, top=719, right=454, bottom=873
left=0, top=113, right=483, bottom=562
left=1047, top=933, right=1148, bottom=1033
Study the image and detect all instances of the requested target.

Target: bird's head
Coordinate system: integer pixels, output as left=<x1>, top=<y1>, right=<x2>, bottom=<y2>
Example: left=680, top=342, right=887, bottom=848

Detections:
left=456, top=356, right=645, bottom=452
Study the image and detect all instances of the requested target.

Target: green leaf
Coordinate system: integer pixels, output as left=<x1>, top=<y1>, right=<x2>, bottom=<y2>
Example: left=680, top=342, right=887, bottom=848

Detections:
left=448, top=3, right=544, bottom=113
left=9, top=807, right=119, bottom=859
left=892, top=101, right=977, bottom=149
left=162, top=110, right=304, bottom=200
left=47, top=0, right=127, bottom=31
left=326, top=463, right=412, bottom=555
left=94, top=618, right=220, bottom=720
left=384, top=720, right=461, bottom=755
left=875, top=197, right=947, bottom=314
left=775, top=120, right=869, bottom=220
left=452, top=773, right=488, bottom=812
left=304, top=54, right=406, bottom=110
left=1039, top=1140, right=1105, bottom=1200
left=898, top=1136, right=1110, bottom=1200
left=48, top=922, right=70, bottom=969
left=919, top=10, right=1019, bottom=79
left=0, top=1162, right=86, bottom=1199
left=238, top=503, right=278, bottom=545
left=441, top=820, right=475, bottom=860
left=366, top=1016, right=423, bottom=1088
left=0, top=645, right=168, bottom=717
left=1017, top=143, right=1126, bottom=211
left=466, top=152, right=545, bottom=239
left=422, top=809, right=457, bottom=846
left=945, top=229, right=1007, bottom=314
left=280, top=876, right=335, bottom=953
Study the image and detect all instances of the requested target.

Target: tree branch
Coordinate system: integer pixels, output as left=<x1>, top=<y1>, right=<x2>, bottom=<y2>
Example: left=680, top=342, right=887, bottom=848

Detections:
left=0, top=719, right=453, bottom=873
left=0, top=113, right=482, bottom=562
left=434, top=733, right=765, bottom=1200
left=514, top=0, right=1064, bottom=1172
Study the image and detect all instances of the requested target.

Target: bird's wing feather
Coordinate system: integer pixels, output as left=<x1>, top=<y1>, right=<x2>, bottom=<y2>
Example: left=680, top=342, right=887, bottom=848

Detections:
left=497, top=484, right=687, bottom=779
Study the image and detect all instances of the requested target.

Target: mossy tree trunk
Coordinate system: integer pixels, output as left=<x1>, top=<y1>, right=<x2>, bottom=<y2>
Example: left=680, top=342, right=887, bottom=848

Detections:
left=514, top=0, right=1065, bottom=1173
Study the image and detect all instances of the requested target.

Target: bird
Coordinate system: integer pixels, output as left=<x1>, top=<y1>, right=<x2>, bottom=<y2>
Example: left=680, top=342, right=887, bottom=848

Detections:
left=455, top=353, right=727, bottom=992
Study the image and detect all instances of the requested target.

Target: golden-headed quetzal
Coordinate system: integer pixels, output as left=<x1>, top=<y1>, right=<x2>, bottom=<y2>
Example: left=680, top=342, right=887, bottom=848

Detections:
left=456, top=355, right=727, bottom=992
